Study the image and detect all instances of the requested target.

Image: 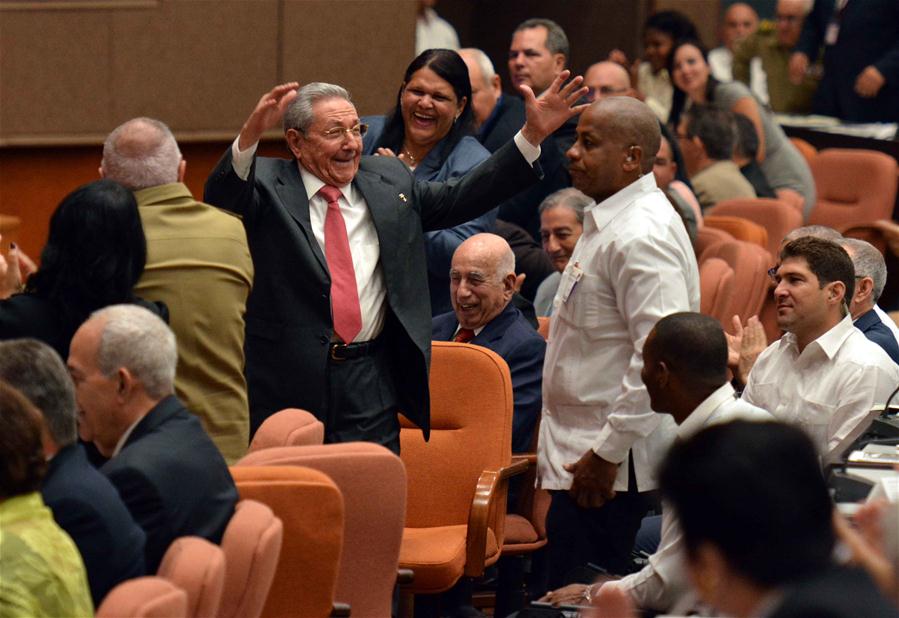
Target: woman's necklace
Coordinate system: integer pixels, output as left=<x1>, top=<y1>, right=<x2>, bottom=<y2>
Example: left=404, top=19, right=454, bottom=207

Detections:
left=401, top=148, right=417, bottom=167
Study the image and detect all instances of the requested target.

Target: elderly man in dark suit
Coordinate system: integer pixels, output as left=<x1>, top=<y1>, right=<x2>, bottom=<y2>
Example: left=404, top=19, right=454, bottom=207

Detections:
left=204, top=76, right=586, bottom=453
left=0, top=338, right=146, bottom=606
left=67, top=304, right=238, bottom=574
left=432, top=233, right=546, bottom=454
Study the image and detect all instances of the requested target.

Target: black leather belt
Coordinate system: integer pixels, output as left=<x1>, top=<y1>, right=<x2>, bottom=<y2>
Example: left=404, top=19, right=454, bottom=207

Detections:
left=329, top=338, right=381, bottom=362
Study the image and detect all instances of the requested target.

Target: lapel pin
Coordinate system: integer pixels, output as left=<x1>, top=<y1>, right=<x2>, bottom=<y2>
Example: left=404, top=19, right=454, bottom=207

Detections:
left=398, top=193, right=407, bottom=203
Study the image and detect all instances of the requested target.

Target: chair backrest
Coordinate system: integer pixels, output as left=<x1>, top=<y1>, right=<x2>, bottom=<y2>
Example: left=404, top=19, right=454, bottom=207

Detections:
left=694, top=225, right=734, bottom=260
left=703, top=215, right=769, bottom=251
left=698, top=240, right=772, bottom=326
left=789, top=137, right=818, bottom=167
left=219, top=500, right=283, bottom=618
left=699, top=257, right=736, bottom=326
left=230, top=465, right=344, bottom=618
left=248, top=408, right=324, bottom=453
left=808, top=148, right=898, bottom=229
left=840, top=224, right=889, bottom=255
left=156, top=537, right=226, bottom=618
left=401, top=342, right=513, bottom=538
left=707, top=198, right=803, bottom=258
left=97, top=577, right=188, bottom=618
left=239, top=443, right=406, bottom=618
left=536, top=316, right=550, bottom=340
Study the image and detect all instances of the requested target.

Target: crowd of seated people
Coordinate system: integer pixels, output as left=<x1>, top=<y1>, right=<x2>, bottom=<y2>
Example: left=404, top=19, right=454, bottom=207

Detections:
left=2, top=4, right=899, bottom=617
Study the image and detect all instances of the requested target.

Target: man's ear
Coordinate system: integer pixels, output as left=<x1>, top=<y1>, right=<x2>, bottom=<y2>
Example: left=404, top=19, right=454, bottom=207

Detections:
left=491, top=74, right=503, bottom=97
left=177, top=158, right=187, bottom=182
left=553, top=54, right=566, bottom=73
left=285, top=129, right=304, bottom=159
left=827, top=280, right=846, bottom=305
left=115, top=367, right=136, bottom=402
left=623, top=145, right=643, bottom=172
left=854, top=276, right=874, bottom=304
left=98, top=165, right=105, bottom=178
left=657, top=360, right=671, bottom=387
left=502, top=272, right=517, bottom=298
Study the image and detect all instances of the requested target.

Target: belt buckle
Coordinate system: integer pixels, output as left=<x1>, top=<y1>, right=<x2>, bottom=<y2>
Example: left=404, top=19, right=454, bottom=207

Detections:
left=329, top=343, right=347, bottom=362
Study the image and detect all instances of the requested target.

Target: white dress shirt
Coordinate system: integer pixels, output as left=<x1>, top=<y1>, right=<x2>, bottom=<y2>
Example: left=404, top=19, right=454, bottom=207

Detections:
left=742, top=314, right=899, bottom=461
left=415, top=7, right=459, bottom=56
left=615, top=383, right=773, bottom=611
left=538, top=173, right=700, bottom=492
left=230, top=134, right=540, bottom=342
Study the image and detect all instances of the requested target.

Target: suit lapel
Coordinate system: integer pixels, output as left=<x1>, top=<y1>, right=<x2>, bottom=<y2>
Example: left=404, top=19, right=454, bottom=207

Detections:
left=473, top=303, right=517, bottom=345
left=274, top=163, right=329, bottom=276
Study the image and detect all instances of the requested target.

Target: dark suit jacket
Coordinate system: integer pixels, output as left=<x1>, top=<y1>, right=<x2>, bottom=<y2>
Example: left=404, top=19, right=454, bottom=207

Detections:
left=42, top=443, right=145, bottom=605
left=480, top=95, right=570, bottom=240
left=855, top=308, right=899, bottom=364
left=432, top=303, right=546, bottom=453
left=204, top=141, right=540, bottom=438
left=101, top=396, right=238, bottom=573
left=769, top=565, right=899, bottom=618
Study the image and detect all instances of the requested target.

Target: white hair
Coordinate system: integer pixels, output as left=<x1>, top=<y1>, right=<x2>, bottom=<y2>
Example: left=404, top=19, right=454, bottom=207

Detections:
left=93, top=304, right=177, bottom=400
left=283, top=82, right=352, bottom=133
left=101, top=117, right=182, bottom=191
left=460, top=48, right=496, bottom=86
left=842, top=238, right=887, bottom=302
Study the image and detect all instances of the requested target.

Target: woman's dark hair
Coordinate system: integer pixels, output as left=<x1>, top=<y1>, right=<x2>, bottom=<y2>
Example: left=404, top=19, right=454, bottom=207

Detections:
left=26, top=179, right=146, bottom=329
left=374, top=49, right=475, bottom=168
left=658, top=122, right=693, bottom=189
left=0, top=380, right=47, bottom=498
left=644, top=10, right=700, bottom=42
left=659, top=421, right=834, bottom=587
left=667, top=38, right=720, bottom=129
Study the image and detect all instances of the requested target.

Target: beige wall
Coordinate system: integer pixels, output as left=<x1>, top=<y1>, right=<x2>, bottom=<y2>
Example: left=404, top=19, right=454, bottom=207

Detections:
left=0, top=0, right=416, bottom=146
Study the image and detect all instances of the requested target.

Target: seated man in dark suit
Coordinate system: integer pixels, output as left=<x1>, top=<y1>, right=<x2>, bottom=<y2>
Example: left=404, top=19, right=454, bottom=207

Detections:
left=841, top=238, right=899, bottom=363
left=432, top=233, right=546, bottom=454
left=0, top=338, right=145, bottom=605
left=67, top=304, right=238, bottom=573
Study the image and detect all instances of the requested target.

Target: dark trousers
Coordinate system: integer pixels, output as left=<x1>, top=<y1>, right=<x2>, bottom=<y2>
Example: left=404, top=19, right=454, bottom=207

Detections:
left=544, top=455, right=652, bottom=589
left=324, top=341, right=401, bottom=454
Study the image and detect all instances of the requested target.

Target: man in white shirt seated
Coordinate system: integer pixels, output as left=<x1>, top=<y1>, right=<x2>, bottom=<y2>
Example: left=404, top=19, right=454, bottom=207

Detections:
left=540, top=312, right=772, bottom=612
left=741, top=237, right=899, bottom=463
left=708, top=2, right=759, bottom=82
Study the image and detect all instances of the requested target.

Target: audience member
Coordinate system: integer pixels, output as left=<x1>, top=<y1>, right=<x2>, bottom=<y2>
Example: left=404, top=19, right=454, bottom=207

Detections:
left=0, top=339, right=145, bottom=606
left=740, top=237, right=899, bottom=461
left=542, top=313, right=772, bottom=612
left=432, top=233, right=545, bottom=454
left=539, top=96, right=699, bottom=586
left=101, top=117, right=254, bottom=464
left=67, top=304, right=238, bottom=573
left=533, top=188, right=589, bottom=317
left=677, top=104, right=757, bottom=210
left=732, top=112, right=777, bottom=198
left=658, top=420, right=898, bottom=617
left=203, top=78, right=585, bottom=446
left=840, top=238, right=899, bottom=363
left=654, top=130, right=701, bottom=244
left=0, top=381, right=93, bottom=617
left=733, top=0, right=818, bottom=114
left=790, top=0, right=899, bottom=123
left=708, top=2, right=760, bottom=84
left=364, top=49, right=494, bottom=315
left=415, top=0, right=458, bottom=55
left=583, top=61, right=634, bottom=102
left=459, top=47, right=569, bottom=241
left=0, top=180, right=164, bottom=360
left=669, top=39, right=816, bottom=216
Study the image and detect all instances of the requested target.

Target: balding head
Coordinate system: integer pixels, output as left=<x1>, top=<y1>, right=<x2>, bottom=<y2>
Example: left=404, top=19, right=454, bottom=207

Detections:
left=449, top=233, right=516, bottom=330
left=584, top=61, right=632, bottom=102
left=722, top=2, right=759, bottom=49
left=101, top=117, right=183, bottom=191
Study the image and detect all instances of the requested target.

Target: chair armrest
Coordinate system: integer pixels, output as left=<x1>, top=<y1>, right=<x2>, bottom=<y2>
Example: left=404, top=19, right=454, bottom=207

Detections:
left=396, top=568, right=414, bottom=585
left=464, top=458, right=531, bottom=576
left=512, top=452, right=537, bottom=465
left=330, top=602, right=351, bottom=616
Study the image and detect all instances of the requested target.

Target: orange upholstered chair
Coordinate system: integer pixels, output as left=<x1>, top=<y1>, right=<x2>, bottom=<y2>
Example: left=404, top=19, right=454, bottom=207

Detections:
left=707, top=198, right=803, bottom=258
left=808, top=149, right=898, bottom=229
left=703, top=215, right=769, bottom=251
left=156, top=537, right=226, bottom=618
left=699, top=257, right=736, bottom=326
left=695, top=225, right=734, bottom=260
left=219, top=500, right=283, bottom=618
left=248, top=408, right=324, bottom=453
left=230, top=465, right=344, bottom=618
left=698, top=240, right=771, bottom=327
left=789, top=137, right=818, bottom=167
left=536, top=316, right=550, bottom=340
left=840, top=223, right=890, bottom=255
left=239, top=443, right=406, bottom=618
left=96, top=577, right=188, bottom=618
left=399, top=341, right=527, bottom=598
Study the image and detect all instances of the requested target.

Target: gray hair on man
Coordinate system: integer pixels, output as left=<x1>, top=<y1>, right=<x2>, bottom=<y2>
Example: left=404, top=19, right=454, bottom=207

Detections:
left=92, top=304, right=178, bottom=400
left=0, top=339, right=78, bottom=448
left=283, top=82, right=352, bottom=133
left=783, top=224, right=842, bottom=244
left=460, top=48, right=496, bottom=85
left=841, top=238, right=888, bottom=302
left=538, top=187, right=591, bottom=223
left=101, top=117, right=182, bottom=191
left=514, top=18, right=570, bottom=60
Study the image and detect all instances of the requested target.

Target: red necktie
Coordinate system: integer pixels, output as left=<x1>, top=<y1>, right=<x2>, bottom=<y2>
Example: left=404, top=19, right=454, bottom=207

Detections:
left=454, top=328, right=475, bottom=343
left=319, top=186, right=362, bottom=344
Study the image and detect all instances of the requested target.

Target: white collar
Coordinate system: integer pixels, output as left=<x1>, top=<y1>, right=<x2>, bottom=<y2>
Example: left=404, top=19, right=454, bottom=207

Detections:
left=297, top=163, right=354, bottom=203
left=585, top=173, right=659, bottom=233
left=678, top=382, right=738, bottom=439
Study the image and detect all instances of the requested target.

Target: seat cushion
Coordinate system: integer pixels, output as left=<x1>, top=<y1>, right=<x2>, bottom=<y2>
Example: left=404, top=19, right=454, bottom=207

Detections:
left=503, top=514, right=538, bottom=544
left=399, top=525, right=498, bottom=593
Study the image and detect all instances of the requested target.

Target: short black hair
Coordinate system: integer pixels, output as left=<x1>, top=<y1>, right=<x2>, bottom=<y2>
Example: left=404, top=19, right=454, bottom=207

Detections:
left=0, top=380, right=47, bottom=498
left=644, top=10, right=700, bottom=42
left=649, top=312, right=728, bottom=387
left=659, top=421, right=834, bottom=586
left=780, top=236, right=855, bottom=304
left=684, top=104, right=735, bottom=161
left=732, top=112, right=759, bottom=160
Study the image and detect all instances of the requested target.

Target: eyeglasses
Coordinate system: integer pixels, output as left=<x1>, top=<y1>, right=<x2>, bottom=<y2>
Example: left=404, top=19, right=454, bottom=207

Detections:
left=586, top=86, right=629, bottom=101
left=767, top=266, right=779, bottom=283
left=775, top=14, right=801, bottom=23
left=312, top=123, right=368, bottom=141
